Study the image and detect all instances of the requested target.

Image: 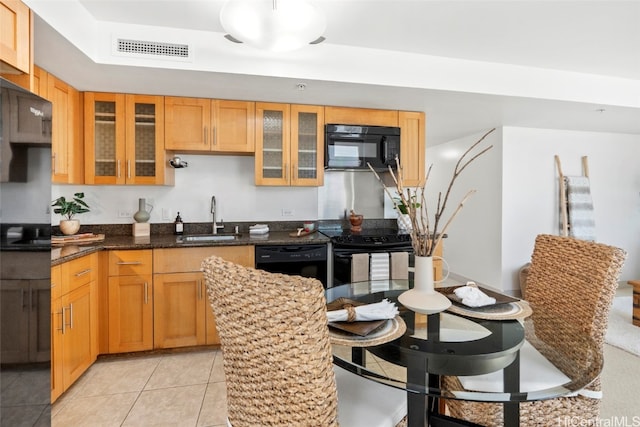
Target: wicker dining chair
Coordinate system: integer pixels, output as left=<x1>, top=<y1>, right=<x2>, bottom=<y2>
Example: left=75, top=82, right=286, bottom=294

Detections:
left=201, top=255, right=407, bottom=427
left=442, top=234, right=627, bottom=426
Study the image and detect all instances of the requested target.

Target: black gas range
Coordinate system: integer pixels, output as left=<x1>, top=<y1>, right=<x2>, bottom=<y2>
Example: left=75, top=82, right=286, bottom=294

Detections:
left=320, top=228, right=414, bottom=287
left=321, top=228, right=413, bottom=249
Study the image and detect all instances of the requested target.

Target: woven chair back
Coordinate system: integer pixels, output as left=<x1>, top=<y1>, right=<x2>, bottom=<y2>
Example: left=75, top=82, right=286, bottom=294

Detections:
left=201, top=255, right=339, bottom=427
left=525, top=234, right=626, bottom=374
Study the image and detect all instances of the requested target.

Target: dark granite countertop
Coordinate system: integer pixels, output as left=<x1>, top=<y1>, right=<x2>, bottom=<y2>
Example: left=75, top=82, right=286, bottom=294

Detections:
left=51, top=230, right=330, bottom=265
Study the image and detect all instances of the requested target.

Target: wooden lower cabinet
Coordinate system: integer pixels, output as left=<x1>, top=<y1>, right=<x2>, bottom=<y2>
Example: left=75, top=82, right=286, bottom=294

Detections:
left=51, top=265, right=63, bottom=403
left=153, top=246, right=255, bottom=349
left=107, top=250, right=153, bottom=353
left=153, top=272, right=207, bottom=348
left=61, top=283, right=94, bottom=388
left=108, top=275, right=153, bottom=352
left=51, top=253, right=98, bottom=403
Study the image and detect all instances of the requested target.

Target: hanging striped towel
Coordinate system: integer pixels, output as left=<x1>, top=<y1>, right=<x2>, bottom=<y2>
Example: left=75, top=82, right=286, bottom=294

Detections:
left=564, top=176, right=596, bottom=241
left=370, top=253, right=390, bottom=281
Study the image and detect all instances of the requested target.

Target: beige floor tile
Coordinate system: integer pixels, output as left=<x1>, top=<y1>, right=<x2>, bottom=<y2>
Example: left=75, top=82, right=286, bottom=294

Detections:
left=70, top=355, right=162, bottom=397
left=51, top=392, right=138, bottom=427
left=197, top=381, right=228, bottom=427
left=208, top=351, right=225, bottom=383
left=123, top=384, right=207, bottom=427
left=145, top=350, right=215, bottom=390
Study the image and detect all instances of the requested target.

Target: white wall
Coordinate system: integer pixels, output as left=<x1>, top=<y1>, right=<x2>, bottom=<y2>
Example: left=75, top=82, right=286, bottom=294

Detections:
left=428, top=127, right=640, bottom=291
left=501, top=127, right=640, bottom=288
left=52, top=155, right=319, bottom=225
left=426, top=129, right=503, bottom=288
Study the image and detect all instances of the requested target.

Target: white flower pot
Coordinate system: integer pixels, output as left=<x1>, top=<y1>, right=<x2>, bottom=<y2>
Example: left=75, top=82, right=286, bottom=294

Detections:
left=397, top=213, right=412, bottom=233
left=59, top=219, right=80, bottom=235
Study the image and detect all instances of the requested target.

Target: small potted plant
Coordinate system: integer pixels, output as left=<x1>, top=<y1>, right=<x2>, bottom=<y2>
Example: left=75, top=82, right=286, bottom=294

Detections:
left=52, top=192, right=90, bottom=235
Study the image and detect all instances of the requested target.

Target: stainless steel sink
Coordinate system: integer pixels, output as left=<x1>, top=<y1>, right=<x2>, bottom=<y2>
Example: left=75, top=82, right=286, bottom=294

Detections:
left=177, top=234, right=240, bottom=243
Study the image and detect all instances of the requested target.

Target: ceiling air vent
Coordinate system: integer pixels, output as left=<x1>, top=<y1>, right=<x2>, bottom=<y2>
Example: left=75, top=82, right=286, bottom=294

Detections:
left=115, top=38, right=191, bottom=61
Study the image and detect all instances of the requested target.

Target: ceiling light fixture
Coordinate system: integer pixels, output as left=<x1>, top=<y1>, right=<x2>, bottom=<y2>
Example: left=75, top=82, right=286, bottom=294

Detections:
left=220, top=0, right=326, bottom=52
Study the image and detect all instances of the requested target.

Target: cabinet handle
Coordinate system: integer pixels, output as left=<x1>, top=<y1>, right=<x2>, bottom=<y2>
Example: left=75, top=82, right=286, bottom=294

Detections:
left=117, top=159, right=121, bottom=178
left=74, top=268, right=92, bottom=277
left=212, top=127, right=217, bottom=146
left=284, top=163, right=288, bottom=181
left=293, top=163, right=297, bottom=181
left=204, top=126, right=208, bottom=145
left=197, top=280, right=202, bottom=300
left=68, top=303, right=74, bottom=329
left=127, top=159, right=131, bottom=179
left=144, top=282, right=148, bottom=304
left=22, top=289, right=26, bottom=310
left=116, top=261, right=142, bottom=265
left=52, top=153, right=56, bottom=175
left=60, top=307, right=66, bottom=334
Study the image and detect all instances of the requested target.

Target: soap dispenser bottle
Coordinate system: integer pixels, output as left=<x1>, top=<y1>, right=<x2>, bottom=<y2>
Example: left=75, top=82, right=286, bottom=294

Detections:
left=174, top=212, right=183, bottom=235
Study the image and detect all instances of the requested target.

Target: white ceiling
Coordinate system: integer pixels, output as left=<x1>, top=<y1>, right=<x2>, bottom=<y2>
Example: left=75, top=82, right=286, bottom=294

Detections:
left=25, top=0, right=640, bottom=145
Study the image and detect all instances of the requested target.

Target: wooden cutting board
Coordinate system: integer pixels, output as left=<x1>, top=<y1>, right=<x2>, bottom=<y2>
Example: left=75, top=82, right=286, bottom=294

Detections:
left=52, top=233, right=105, bottom=245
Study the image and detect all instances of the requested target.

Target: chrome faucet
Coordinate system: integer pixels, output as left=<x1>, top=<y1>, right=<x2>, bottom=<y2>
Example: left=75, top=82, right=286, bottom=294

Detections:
left=211, top=196, right=224, bottom=234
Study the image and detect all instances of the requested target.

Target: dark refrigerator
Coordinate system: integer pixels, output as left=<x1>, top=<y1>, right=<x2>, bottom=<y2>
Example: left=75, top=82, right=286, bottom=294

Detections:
left=1, top=76, right=52, bottom=426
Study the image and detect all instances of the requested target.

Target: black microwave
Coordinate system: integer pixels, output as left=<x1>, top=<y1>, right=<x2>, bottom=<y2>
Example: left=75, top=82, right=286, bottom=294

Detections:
left=324, top=124, right=401, bottom=171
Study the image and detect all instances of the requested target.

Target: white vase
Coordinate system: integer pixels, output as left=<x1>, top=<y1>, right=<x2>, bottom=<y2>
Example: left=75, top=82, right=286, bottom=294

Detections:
left=59, top=219, right=80, bottom=235
left=398, top=255, right=451, bottom=314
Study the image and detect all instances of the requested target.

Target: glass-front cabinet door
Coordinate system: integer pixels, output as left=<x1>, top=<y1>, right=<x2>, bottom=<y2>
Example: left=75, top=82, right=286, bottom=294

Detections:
left=84, top=92, right=125, bottom=184
left=125, top=94, right=165, bottom=185
left=255, top=103, right=324, bottom=186
left=290, top=104, right=324, bottom=186
left=85, top=93, right=166, bottom=185
left=255, top=102, right=290, bottom=186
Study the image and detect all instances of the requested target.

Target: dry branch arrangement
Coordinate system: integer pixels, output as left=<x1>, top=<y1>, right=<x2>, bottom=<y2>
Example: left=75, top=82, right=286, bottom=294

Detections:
left=369, top=128, right=495, bottom=257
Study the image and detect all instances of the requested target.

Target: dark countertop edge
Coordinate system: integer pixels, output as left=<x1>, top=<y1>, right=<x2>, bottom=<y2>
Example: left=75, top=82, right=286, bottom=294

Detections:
left=51, top=230, right=331, bottom=266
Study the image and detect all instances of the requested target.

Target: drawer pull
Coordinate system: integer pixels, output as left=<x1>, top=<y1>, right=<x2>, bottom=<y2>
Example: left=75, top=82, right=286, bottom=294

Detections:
left=144, top=282, right=148, bottom=304
left=74, top=268, right=92, bottom=277
left=116, top=261, right=143, bottom=265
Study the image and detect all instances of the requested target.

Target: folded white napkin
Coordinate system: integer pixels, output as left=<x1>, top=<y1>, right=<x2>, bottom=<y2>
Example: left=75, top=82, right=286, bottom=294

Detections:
left=453, top=282, right=496, bottom=307
left=327, top=299, right=399, bottom=323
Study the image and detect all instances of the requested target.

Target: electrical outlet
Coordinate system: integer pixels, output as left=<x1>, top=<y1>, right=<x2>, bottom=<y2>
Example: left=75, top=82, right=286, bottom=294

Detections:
left=162, top=208, right=172, bottom=221
left=281, top=208, right=294, bottom=217
left=118, top=210, right=132, bottom=218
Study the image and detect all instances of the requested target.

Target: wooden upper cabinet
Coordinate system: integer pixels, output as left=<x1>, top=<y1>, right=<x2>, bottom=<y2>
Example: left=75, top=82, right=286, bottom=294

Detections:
left=398, top=111, right=425, bottom=187
left=215, top=100, right=255, bottom=153
left=45, top=70, right=84, bottom=184
left=255, top=103, right=324, bottom=186
left=165, top=96, right=255, bottom=153
left=0, top=0, right=30, bottom=73
left=164, top=96, right=209, bottom=150
left=324, top=106, right=398, bottom=127
left=290, top=104, right=324, bottom=186
left=255, top=102, right=290, bottom=186
left=85, top=92, right=171, bottom=185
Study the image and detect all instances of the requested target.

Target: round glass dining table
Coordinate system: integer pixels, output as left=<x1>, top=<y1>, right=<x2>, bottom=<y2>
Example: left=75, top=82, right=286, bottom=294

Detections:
left=326, top=277, right=602, bottom=427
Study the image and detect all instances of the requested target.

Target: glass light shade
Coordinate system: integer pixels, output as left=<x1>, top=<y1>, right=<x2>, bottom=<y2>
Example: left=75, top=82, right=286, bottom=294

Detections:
left=220, top=0, right=326, bottom=52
